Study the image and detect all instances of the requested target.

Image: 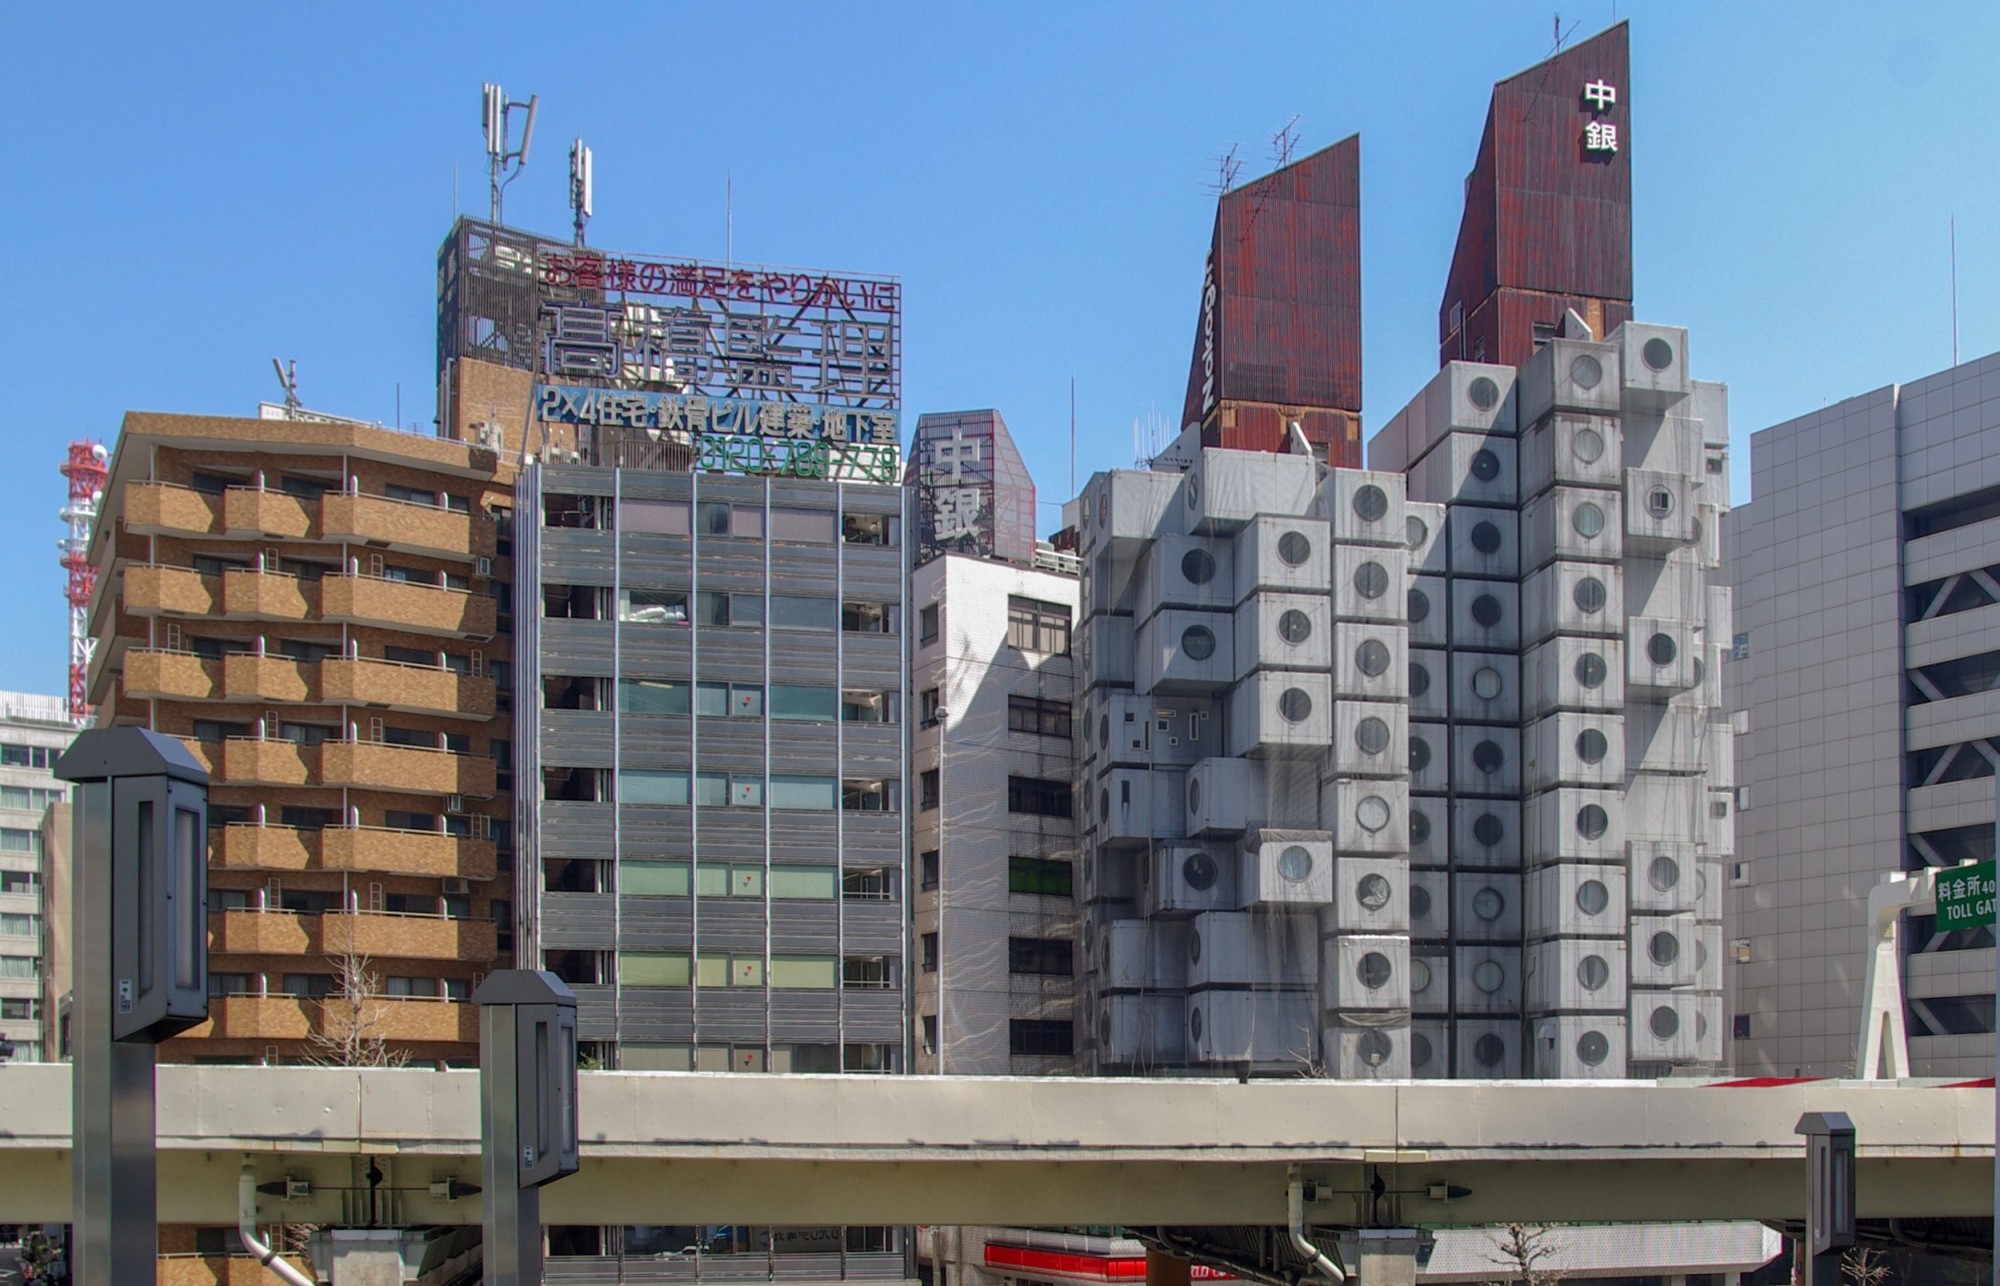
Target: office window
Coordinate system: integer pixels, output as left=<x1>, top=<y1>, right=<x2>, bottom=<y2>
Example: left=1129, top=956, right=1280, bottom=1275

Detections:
left=920, top=687, right=942, bottom=726
left=919, top=850, right=940, bottom=891
left=918, top=604, right=939, bottom=644
left=623, top=862, right=692, bottom=897
left=0, top=958, right=35, bottom=978
left=620, top=770, right=691, bottom=806
left=620, top=952, right=693, bottom=987
left=842, top=779, right=900, bottom=812
left=0, top=913, right=38, bottom=937
left=0, top=786, right=63, bottom=811
left=771, top=507, right=836, bottom=543
left=696, top=502, right=763, bottom=539
left=695, top=682, right=763, bottom=718
left=697, top=953, right=764, bottom=987
left=1007, top=695, right=1072, bottom=739
left=842, top=690, right=898, bottom=723
left=769, top=956, right=838, bottom=989
left=622, top=499, right=692, bottom=535
left=1010, top=1019, right=1074, bottom=1057
left=696, top=864, right=766, bottom=897
left=919, top=769, right=940, bottom=810
left=1009, top=856, right=1073, bottom=898
left=0, top=829, right=38, bottom=854
left=0, top=872, right=38, bottom=896
left=770, top=776, right=837, bottom=810
left=1007, top=596, right=1071, bottom=655
left=0, top=745, right=55, bottom=770
left=841, top=513, right=898, bottom=546
left=772, top=685, right=839, bottom=721
left=842, top=601, right=899, bottom=634
left=1007, top=775, right=1073, bottom=818
left=621, top=588, right=690, bottom=625
left=769, top=867, right=838, bottom=900
left=770, top=595, right=837, bottom=631
left=0, top=997, right=39, bottom=1020
left=620, top=679, right=691, bottom=715
left=1008, top=937, right=1073, bottom=977
left=920, top=933, right=938, bottom=973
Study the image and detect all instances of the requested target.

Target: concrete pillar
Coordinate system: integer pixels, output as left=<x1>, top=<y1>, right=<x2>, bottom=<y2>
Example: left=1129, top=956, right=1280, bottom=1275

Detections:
left=324, top=1229, right=404, bottom=1286
left=1145, top=1249, right=1192, bottom=1286
left=1357, top=1230, right=1423, bottom=1286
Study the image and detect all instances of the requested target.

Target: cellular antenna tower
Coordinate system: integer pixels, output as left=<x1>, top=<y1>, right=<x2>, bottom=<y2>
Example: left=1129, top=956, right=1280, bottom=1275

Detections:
left=60, top=440, right=109, bottom=724
left=481, top=82, right=539, bottom=225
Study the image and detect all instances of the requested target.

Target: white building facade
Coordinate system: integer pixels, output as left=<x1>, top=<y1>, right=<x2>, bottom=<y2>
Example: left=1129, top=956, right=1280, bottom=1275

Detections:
left=0, top=691, right=72, bottom=1064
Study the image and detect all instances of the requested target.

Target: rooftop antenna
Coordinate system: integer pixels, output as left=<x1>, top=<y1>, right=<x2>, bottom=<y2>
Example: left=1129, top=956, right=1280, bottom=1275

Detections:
left=481, top=82, right=539, bottom=225
left=1272, top=115, right=1301, bottom=168
left=569, top=138, right=593, bottom=247
left=1208, top=145, right=1242, bottom=196
left=271, top=359, right=301, bottom=414
left=1951, top=214, right=1960, bottom=367
left=726, top=172, right=733, bottom=268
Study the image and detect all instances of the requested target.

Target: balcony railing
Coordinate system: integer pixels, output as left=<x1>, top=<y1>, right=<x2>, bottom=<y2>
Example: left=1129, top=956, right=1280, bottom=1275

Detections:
left=185, top=737, right=497, bottom=799
left=125, top=481, right=223, bottom=537
left=321, top=656, right=495, bottom=717
left=323, top=492, right=494, bottom=561
left=222, top=486, right=316, bottom=540
left=208, top=908, right=498, bottom=963
left=322, top=574, right=496, bottom=639
left=122, top=649, right=492, bottom=719
left=212, top=824, right=497, bottom=880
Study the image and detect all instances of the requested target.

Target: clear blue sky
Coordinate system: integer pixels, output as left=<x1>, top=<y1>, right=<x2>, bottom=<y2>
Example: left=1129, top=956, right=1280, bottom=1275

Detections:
left=2, top=3, right=1995, bottom=696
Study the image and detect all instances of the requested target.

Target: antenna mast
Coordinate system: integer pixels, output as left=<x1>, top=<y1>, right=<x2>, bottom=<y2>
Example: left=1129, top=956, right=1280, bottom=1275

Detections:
left=482, top=82, right=540, bottom=225
left=272, top=358, right=301, bottom=414
left=59, top=441, right=109, bottom=725
left=569, top=138, right=593, bottom=246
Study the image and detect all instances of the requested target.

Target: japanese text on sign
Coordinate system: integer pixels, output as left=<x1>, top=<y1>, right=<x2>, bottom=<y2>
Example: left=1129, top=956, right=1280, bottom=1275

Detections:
left=536, top=385, right=897, bottom=446
left=1581, top=78, right=1619, bottom=154
left=1936, top=860, right=1996, bottom=931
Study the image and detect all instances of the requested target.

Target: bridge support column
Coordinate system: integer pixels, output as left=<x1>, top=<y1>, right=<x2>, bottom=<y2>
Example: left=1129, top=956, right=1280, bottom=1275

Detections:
left=323, top=1229, right=403, bottom=1286
left=1145, top=1248, right=1191, bottom=1286
left=1356, top=1230, right=1422, bottom=1286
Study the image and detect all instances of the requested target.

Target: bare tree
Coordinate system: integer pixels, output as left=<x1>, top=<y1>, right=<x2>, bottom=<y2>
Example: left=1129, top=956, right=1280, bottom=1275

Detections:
left=307, top=949, right=409, bottom=1069
left=1485, top=1223, right=1564, bottom=1286
left=1838, top=1246, right=1891, bottom=1286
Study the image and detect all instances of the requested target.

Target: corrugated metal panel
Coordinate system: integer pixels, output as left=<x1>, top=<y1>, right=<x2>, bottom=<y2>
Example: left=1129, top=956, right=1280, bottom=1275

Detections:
left=541, top=802, right=615, bottom=857
left=543, top=530, right=617, bottom=583
left=696, top=989, right=768, bottom=1042
left=571, top=985, right=617, bottom=1038
left=770, top=994, right=842, bottom=1041
left=842, top=814, right=903, bottom=853
left=838, top=990, right=904, bottom=1040
left=617, top=900, right=693, bottom=950
left=842, top=901, right=905, bottom=954
left=772, top=814, right=840, bottom=859
left=617, top=990, right=694, bottom=1039
left=542, top=709, right=617, bottom=768
left=697, top=901, right=768, bottom=952
left=541, top=620, right=615, bottom=672
left=541, top=894, right=616, bottom=948
left=771, top=902, right=840, bottom=953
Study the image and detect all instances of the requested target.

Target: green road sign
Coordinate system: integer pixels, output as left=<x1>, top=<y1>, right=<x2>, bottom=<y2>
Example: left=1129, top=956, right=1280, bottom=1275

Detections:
left=1936, top=860, right=1997, bottom=931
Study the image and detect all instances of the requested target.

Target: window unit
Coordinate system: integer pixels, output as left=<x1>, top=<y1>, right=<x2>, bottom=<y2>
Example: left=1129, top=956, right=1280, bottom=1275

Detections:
left=695, top=502, right=764, bottom=539
left=771, top=685, right=839, bottom=722
left=842, top=601, right=899, bottom=634
left=621, top=499, right=691, bottom=535
left=1006, top=596, right=1072, bottom=655
left=919, top=770, right=940, bottom=811
left=918, top=603, right=940, bottom=644
left=545, top=494, right=611, bottom=530
left=771, top=507, right=836, bottom=543
left=1008, top=856, right=1073, bottom=898
left=1010, top=1019, right=1074, bottom=1057
left=842, top=779, right=900, bottom=812
left=0, top=745, right=55, bottom=770
left=1007, top=694, right=1072, bottom=739
left=1007, top=775, right=1073, bottom=818
left=920, top=687, right=942, bottom=727
left=770, top=595, right=837, bottom=631
left=1008, top=936, right=1074, bottom=977
left=841, top=690, right=898, bottom=723
left=919, top=850, right=940, bottom=891
left=919, top=933, right=938, bottom=973
left=842, top=868, right=894, bottom=901
left=384, top=483, right=440, bottom=507
left=619, top=588, right=689, bottom=625
left=841, top=513, right=898, bottom=546
left=842, top=956, right=894, bottom=989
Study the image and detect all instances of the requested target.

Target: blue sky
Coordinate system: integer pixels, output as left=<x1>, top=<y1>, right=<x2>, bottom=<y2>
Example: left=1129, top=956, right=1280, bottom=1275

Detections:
left=2, top=3, right=1995, bottom=696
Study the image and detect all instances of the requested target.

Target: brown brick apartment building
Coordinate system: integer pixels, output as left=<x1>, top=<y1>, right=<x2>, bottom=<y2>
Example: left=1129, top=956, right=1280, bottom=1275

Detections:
left=86, top=411, right=515, bottom=1066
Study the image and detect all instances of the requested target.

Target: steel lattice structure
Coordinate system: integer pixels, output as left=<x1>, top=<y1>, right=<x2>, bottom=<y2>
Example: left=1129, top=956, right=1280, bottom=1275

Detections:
left=59, top=441, right=108, bottom=724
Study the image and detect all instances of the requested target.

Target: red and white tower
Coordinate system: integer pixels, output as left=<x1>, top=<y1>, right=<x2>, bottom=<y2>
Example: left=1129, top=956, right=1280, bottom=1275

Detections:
left=59, top=441, right=109, bottom=725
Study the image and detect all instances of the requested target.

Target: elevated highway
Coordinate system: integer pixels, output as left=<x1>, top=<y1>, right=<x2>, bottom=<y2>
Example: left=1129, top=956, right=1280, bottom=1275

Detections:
left=0, top=1065, right=1988, bottom=1229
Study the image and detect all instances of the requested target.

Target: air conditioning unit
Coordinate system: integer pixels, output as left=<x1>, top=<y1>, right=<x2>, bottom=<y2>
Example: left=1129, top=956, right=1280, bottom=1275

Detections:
left=1444, top=505, right=1520, bottom=580
left=1327, top=856, right=1411, bottom=934
left=1407, top=798, right=1448, bottom=866
left=1139, top=843, right=1236, bottom=918
left=1334, top=623, right=1410, bottom=703
left=1138, top=534, right=1237, bottom=621
left=1450, top=799, right=1523, bottom=869
left=1187, top=910, right=1314, bottom=989
left=1406, top=574, right=1449, bottom=647
left=1407, top=722, right=1448, bottom=793
left=1405, top=501, right=1448, bottom=574
left=1184, top=449, right=1316, bottom=536
left=1233, top=592, right=1333, bottom=679
left=1449, top=725, right=1522, bottom=798
left=1094, top=768, right=1187, bottom=847
left=1320, top=1019, right=1413, bottom=1080
left=1530, top=1015, right=1629, bottom=1079
left=1526, top=938, right=1628, bottom=1013
left=1408, top=869, right=1449, bottom=938
left=1453, top=873, right=1522, bottom=943
left=1448, top=651, right=1520, bottom=726
left=1228, top=671, right=1333, bottom=759
left=1522, top=712, right=1626, bottom=793
left=1408, top=1018, right=1450, bottom=1078
left=1615, top=322, right=1691, bottom=410
left=1628, top=991, right=1700, bottom=1063
left=1407, top=646, right=1447, bottom=719
left=1234, top=515, right=1332, bottom=602
left=1135, top=608, right=1235, bottom=695
left=1449, top=579, right=1521, bottom=653
left=1518, top=413, right=1623, bottom=499
left=1453, top=1017, right=1523, bottom=1077
left=1525, top=787, right=1625, bottom=864
left=1332, top=546, right=1409, bottom=623
left=1327, top=700, right=1408, bottom=779
left=1098, top=993, right=1188, bottom=1065
left=1409, top=949, right=1451, bottom=1015
left=1520, top=560, right=1625, bottom=645
left=1520, top=484, right=1624, bottom=575
left=1525, top=862, right=1628, bottom=942
left=1626, top=617, right=1699, bottom=695
left=445, top=794, right=465, bottom=814
left=1624, top=469, right=1698, bottom=550
left=1320, top=779, right=1409, bottom=855
left=1186, top=990, right=1317, bottom=1066
left=1321, top=934, right=1411, bottom=1011
left=1521, top=635, right=1627, bottom=718
left=1629, top=915, right=1699, bottom=988
left=1411, top=431, right=1519, bottom=508
left=441, top=877, right=472, bottom=896
left=1321, top=469, right=1408, bottom=548
left=1100, top=920, right=1190, bottom=992
left=1237, top=829, right=1336, bottom=909
left=1517, top=336, right=1622, bottom=425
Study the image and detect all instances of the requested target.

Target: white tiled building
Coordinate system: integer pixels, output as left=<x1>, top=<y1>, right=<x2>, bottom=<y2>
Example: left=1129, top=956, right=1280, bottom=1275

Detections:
left=0, top=691, right=73, bottom=1064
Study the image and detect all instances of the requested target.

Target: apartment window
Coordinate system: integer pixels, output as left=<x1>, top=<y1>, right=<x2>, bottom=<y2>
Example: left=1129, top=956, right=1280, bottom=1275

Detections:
left=842, top=779, right=900, bottom=812
left=1008, top=694, right=1072, bottom=739
left=0, top=786, right=63, bottom=811
left=919, top=850, right=940, bottom=891
left=843, top=956, right=893, bottom=989
left=920, top=933, right=938, bottom=973
left=1733, top=1014, right=1752, bottom=1040
left=191, top=720, right=250, bottom=743
left=1008, top=775, right=1073, bottom=818
left=282, top=807, right=338, bottom=832
left=380, top=810, right=435, bottom=833
left=281, top=721, right=338, bottom=747
left=842, top=601, right=899, bottom=634
left=1010, top=1019, right=1074, bottom=1057
left=841, top=690, right=898, bottom=723
left=0, top=913, right=37, bottom=937
left=842, top=868, right=893, bottom=900
left=189, top=470, right=241, bottom=496
left=621, top=952, right=693, bottom=987
left=192, top=553, right=249, bottom=578
left=1009, top=856, right=1073, bottom=898
left=771, top=507, right=836, bottom=543
left=771, top=684, right=838, bottom=721
left=0, top=745, right=56, bottom=769
left=770, top=595, right=837, bottom=631
left=919, top=769, right=940, bottom=810
left=0, top=829, right=38, bottom=854
left=282, top=475, right=330, bottom=501
left=0, top=958, right=35, bottom=979
left=381, top=725, right=433, bottom=749
left=0, top=872, right=38, bottom=896
left=1008, top=937, right=1073, bottom=977
left=696, top=502, right=763, bottom=538
left=621, top=499, right=691, bottom=535
left=842, top=513, right=897, bottom=546
left=920, top=687, right=942, bottom=726
left=770, top=776, right=837, bottom=810
left=0, top=997, right=39, bottom=1020
left=918, top=603, right=940, bottom=644
left=384, top=482, right=439, bottom=507
left=279, top=638, right=337, bottom=664
left=697, top=589, right=763, bottom=627
left=620, top=588, right=689, bottom=625
left=207, top=805, right=250, bottom=830
left=384, top=645, right=436, bottom=667
left=1007, top=596, right=1071, bottom=655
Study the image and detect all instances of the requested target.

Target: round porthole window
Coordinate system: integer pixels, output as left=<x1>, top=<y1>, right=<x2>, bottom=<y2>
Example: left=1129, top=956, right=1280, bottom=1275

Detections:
left=1475, top=1033, right=1506, bottom=1068
left=1412, top=1033, right=1433, bottom=1069
left=1572, top=426, right=1605, bottom=463
left=1577, top=1031, right=1610, bottom=1067
left=1470, top=448, right=1502, bottom=483
left=1278, top=688, right=1313, bottom=724
left=1356, top=795, right=1392, bottom=833
left=1409, top=808, right=1432, bottom=846
left=1468, top=375, right=1501, bottom=410
left=1649, top=931, right=1680, bottom=966
left=1278, top=531, right=1313, bottom=567
left=1181, top=625, right=1216, bottom=661
left=1573, top=576, right=1607, bottom=614
left=1189, top=1006, right=1203, bottom=1042
left=1181, top=548, right=1216, bottom=584
left=1642, top=336, right=1675, bottom=372
left=1357, top=872, right=1392, bottom=910
left=1576, top=804, right=1610, bottom=840
left=1406, top=515, right=1429, bottom=549
left=1410, top=883, right=1432, bottom=920
left=1407, top=587, right=1430, bottom=623
left=1357, top=639, right=1391, bottom=676
left=1650, top=855, right=1681, bottom=892
left=1472, top=666, right=1503, bottom=700
left=1187, top=778, right=1201, bottom=816
left=1353, top=485, right=1389, bottom=522
left=1472, top=738, right=1504, bottom=773
left=1573, top=501, right=1606, bottom=538
left=1408, top=660, right=1430, bottom=694
left=1472, top=812, right=1505, bottom=847
left=1188, top=929, right=1202, bottom=964
left=1100, top=1012, right=1111, bottom=1044
left=1358, top=1030, right=1394, bottom=1067
left=1472, top=593, right=1504, bottom=628
left=1471, top=520, right=1503, bottom=555
left=1648, top=633, right=1678, bottom=667
left=1357, top=952, right=1392, bottom=990
left=1575, top=652, right=1607, bottom=689
left=1410, top=958, right=1432, bottom=994
left=1576, top=879, right=1610, bottom=916
left=1182, top=851, right=1219, bottom=891
left=1472, top=886, right=1505, bottom=921
left=1186, top=475, right=1200, bottom=507
left=1279, top=609, right=1313, bottom=644
left=1099, top=788, right=1109, bottom=820
left=1577, top=954, right=1610, bottom=991
left=1650, top=1006, right=1680, bottom=1040
left=1356, top=716, right=1390, bottom=755
left=1354, top=561, right=1389, bottom=599
left=1409, top=736, right=1431, bottom=773
left=1570, top=354, right=1604, bottom=390
left=1473, top=961, right=1505, bottom=994
left=1646, top=486, right=1675, bottom=520
left=1277, top=845, right=1314, bottom=882
left=1577, top=728, right=1609, bottom=764
left=1098, top=715, right=1109, bottom=746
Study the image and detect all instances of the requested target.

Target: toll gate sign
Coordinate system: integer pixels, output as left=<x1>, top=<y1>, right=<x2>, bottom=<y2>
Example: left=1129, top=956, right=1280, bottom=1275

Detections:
left=1936, top=860, right=1997, bottom=931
